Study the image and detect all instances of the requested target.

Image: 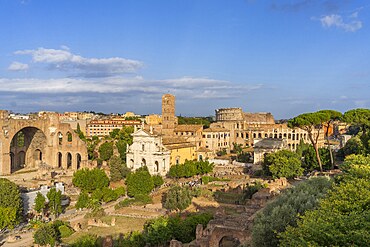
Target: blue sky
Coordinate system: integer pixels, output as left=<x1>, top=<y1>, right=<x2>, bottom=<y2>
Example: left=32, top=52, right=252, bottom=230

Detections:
left=0, top=0, right=369, bottom=118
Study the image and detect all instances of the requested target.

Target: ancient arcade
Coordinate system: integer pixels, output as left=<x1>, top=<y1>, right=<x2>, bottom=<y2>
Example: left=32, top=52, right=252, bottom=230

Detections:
left=0, top=110, right=88, bottom=175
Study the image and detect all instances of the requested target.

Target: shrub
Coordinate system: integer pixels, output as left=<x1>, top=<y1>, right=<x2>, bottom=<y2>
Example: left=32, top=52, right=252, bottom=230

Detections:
left=163, top=186, right=192, bottom=211
left=76, top=191, right=90, bottom=209
left=71, top=234, right=98, bottom=247
left=126, top=167, right=154, bottom=197
left=72, top=168, right=109, bottom=192
left=58, top=225, right=74, bottom=238
left=114, top=187, right=126, bottom=197
left=33, top=223, right=59, bottom=247
left=102, top=187, right=118, bottom=203
left=168, top=160, right=214, bottom=178
left=152, top=175, right=164, bottom=188
left=0, top=178, right=23, bottom=229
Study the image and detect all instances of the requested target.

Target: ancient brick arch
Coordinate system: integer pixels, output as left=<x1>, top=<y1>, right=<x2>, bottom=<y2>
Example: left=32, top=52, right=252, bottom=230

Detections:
left=0, top=111, right=88, bottom=175
left=208, top=227, right=248, bottom=247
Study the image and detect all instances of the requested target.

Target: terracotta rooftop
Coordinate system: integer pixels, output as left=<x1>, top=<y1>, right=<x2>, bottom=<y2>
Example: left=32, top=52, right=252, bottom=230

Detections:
left=174, top=124, right=203, bottom=132
left=203, top=127, right=229, bottom=132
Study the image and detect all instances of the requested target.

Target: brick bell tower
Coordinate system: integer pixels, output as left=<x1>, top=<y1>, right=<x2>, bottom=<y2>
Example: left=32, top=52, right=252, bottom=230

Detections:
left=161, top=94, right=176, bottom=136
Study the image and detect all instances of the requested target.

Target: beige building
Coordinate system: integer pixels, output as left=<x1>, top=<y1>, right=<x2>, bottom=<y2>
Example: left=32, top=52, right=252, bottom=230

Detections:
left=213, top=108, right=325, bottom=151
left=174, top=124, right=203, bottom=149
left=86, top=118, right=141, bottom=138
left=145, top=114, right=162, bottom=125
left=162, top=94, right=177, bottom=136
left=201, top=127, right=230, bottom=155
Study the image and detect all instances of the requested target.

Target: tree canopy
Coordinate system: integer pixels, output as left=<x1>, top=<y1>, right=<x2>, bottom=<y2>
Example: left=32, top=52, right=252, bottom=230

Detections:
left=288, top=112, right=330, bottom=172
left=279, top=154, right=370, bottom=246
left=72, top=168, right=109, bottom=192
left=163, top=186, right=192, bottom=212
left=263, top=150, right=303, bottom=178
left=0, top=178, right=23, bottom=229
left=126, top=166, right=154, bottom=197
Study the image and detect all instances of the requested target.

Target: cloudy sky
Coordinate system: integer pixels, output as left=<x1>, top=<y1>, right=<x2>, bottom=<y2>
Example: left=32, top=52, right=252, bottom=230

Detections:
left=1, top=0, right=369, bottom=118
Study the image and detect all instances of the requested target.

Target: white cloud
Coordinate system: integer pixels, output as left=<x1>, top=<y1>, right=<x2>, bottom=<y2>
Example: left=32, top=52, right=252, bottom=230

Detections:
left=7, top=62, right=29, bottom=71
left=14, top=47, right=143, bottom=77
left=0, top=76, right=262, bottom=100
left=318, top=13, right=362, bottom=32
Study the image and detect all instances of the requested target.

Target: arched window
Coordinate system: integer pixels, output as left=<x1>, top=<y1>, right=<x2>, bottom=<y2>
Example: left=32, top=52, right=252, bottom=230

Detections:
left=67, top=132, right=72, bottom=142
left=155, top=161, right=159, bottom=172
left=67, top=152, right=72, bottom=169
left=57, top=152, right=62, bottom=168
left=58, top=132, right=63, bottom=145
left=76, top=153, right=81, bottom=169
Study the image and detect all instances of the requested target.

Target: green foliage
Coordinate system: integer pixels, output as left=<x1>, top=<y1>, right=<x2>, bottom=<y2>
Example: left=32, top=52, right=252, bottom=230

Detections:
left=98, top=142, right=114, bottom=161
left=114, top=186, right=126, bottom=197
left=91, top=189, right=104, bottom=201
left=76, top=191, right=90, bottom=209
left=109, top=128, right=120, bottom=139
left=168, top=160, right=214, bottom=178
left=126, top=167, right=154, bottom=197
left=278, top=157, right=370, bottom=247
left=115, top=194, right=153, bottom=209
left=163, top=186, right=192, bottom=211
left=0, top=178, right=23, bottom=229
left=116, top=231, right=145, bottom=247
left=102, top=187, right=118, bottom=203
left=71, top=234, right=99, bottom=247
left=0, top=207, right=18, bottom=230
left=33, top=223, right=59, bottom=246
left=34, top=192, right=46, bottom=213
left=342, top=136, right=365, bottom=156
left=58, top=224, right=74, bottom=238
left=109, top=155, right=129, bottom=181
left=116, top=139, right=127, bottom=161
left=152, top=175, right=164, bottom=188
left=76, top=123, right=86, bottom=141
left=171, top=213, right=213, bottom=243
left=87, top=137, right=100, bottom=160
left=252, top=177, right=333, bottom=247
left=343, top=108, right=370, bottom=129
left=47, top=188, right=62, bottom=218
left=263, top=150, right=303, bottom=178
left=142, top=213, right=213, bottom=245
left=177, top=116, right=211, bottom=128
left=72, top=168, right=109, bottom=193
left=301, top=146, right=331, bottom=172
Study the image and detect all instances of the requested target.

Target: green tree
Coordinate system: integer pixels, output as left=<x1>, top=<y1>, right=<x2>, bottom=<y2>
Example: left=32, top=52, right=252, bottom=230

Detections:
left=76, top=191, right=90, bottom=209
left=126, top=167, right=154, bottom=197
left=317, top=110, right=342, bottom=168
left=279, top=155, right=370, bottom=246
left=342, top=136, right=365, bottom=156
left=288, top=112, right=329, bottom=172
left=263, top=150, right=303, bottom=178
left=343, top=108, right=370, bottom=153
left=163, top=186, right=192, bottom=211
left=109, top=128, right=120, bottom=139
left=109, top=155, right=129, bottom=181
left=76, top=123, right=86, bottom=141
left=301, top=146, right=331, bottom=172
left=252, top=177, right=332, bottom=247
left=152, top=175, right=164, bottom=188
left=34, top=192, right=46, bottom=214
left=47, top=188, right=62, bottom=218
left=143, top=217, right=173, bottom=246
left=0, top=178, right=23, bottom=229
left=98, top=142, right=114, bottom=161
left=116, top=139, right=127, bottom=161
left=33, top=223, right=59, bottom=246
left=72, top=168, right=109, bottom=192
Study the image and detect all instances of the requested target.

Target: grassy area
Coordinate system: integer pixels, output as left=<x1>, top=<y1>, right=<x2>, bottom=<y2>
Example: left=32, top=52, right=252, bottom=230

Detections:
left=63, top=216, right=147, bottom=244
left=213, top=191, right=244, bottom=204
